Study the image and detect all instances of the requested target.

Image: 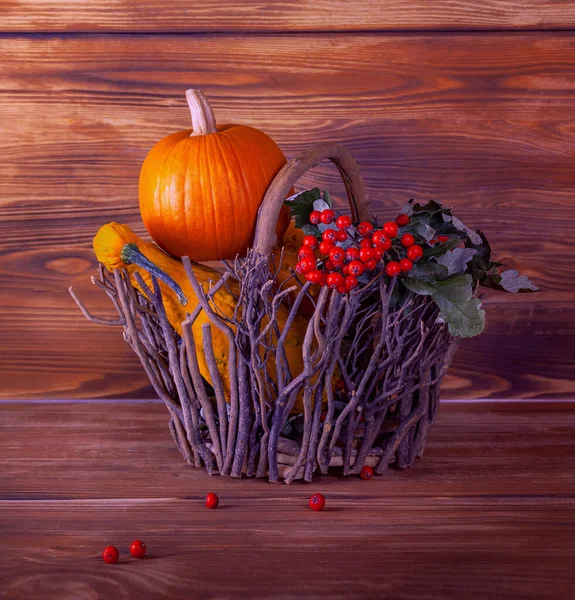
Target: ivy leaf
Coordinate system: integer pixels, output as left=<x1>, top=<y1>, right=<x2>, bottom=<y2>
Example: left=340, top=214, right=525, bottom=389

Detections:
left=481, top=269, right=539, bottom=293
left=431, top=275, right=486, bottom=338
left=284, top=188, right=321, bottom=228
left=410, top=261, right=449, bottom=281
left=436, top=247, right=477, bottom=276
left=442, top=213, right=482, bottom=245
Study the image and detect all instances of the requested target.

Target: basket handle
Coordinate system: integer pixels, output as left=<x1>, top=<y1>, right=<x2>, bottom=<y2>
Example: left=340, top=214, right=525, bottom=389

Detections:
left=253, top=142, right=371, bottom=255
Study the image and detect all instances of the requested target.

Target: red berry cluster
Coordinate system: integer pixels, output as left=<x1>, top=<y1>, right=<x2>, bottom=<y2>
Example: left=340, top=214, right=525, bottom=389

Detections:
left=295, top=210, right=424, bottom=292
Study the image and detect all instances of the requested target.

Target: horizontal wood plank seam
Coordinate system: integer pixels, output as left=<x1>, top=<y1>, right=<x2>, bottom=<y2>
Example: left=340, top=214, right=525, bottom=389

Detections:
left=4, top=28, right=575, bottom=38
left=2, top=494, right=575, bottom=503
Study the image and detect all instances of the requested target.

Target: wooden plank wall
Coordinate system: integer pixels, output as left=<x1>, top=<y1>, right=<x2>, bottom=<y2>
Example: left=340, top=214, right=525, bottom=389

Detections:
left=1, top=2, right=574, bottom=401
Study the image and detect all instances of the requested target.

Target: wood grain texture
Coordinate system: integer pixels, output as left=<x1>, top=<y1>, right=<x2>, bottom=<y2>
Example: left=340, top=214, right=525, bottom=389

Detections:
left=1, top=401, right=575, bottom=598
left=1, top=33, right=574, bottom=400
left=2, top=0, right=575, bottom=32
left=2, top=400, right=575, bottom=499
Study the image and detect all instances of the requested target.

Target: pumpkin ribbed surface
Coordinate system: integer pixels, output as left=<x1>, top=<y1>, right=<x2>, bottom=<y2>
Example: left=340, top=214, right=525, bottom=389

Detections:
left=139, top=123, right=290, bottom=261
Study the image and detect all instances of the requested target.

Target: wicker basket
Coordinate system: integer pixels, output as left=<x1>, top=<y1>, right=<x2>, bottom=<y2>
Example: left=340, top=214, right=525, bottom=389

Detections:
left=72, top=143, right=458, bottom=483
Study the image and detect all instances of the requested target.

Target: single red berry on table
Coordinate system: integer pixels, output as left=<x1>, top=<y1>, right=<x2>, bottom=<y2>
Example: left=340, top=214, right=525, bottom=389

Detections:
left=309, top=210, right=322, bottom=225
left=359, top=237, right=373, bottom=248
left=401, top=233, right=415, bottom=248
left=345, top=247, right=360, bottom=262
left=326, top=273, right=344, bottom=289
left=348, top=260, right=365, bottom=277
left=298, top=246, right=314, bottom=260
left=372, top=247, right=384, bottom=260
left=437, top=235, right=450, bottom=243
left=329, top=246, right=345, bottom=263
left=322, top=230, right=337, bottom=243
left=320, top=209, right=335, bottom=224
left=299, top=257, right=316, bottom=273
left=336, top=230, right=348, bottom=242
left=306, top=270, right=323, bottom=284
left=336, top=215, right=352, bottom=230
left=357, top=221, right=374, bottom=236
left=302, top=235, right=318, bottom=248
left=205, top=492, right=219, bottom=509
left=309, top=493, right=326, bottom=511
left=360, top=465, right=374, bottom=480
left=407, top=244, right=424, bottom=261
left=383, top=221, right=399, bottom=238
left=130, top=540, right=147, bottom=559
left=342, top=263, right=350, bottom=275
left=371, top=231, right=388, bottom=247
left=345, top=275, right=359, bottom=290
left=359, top=247, right=373, bottom=262
left=385, top=261, right=401, bottom=277
left=295, top=261, right=305, bottom=274
left=319, top=241, right=333, bottom=255
left=399, top=258, right=413, bottom=272
left=102, top=546, right=119, bottom=564
left=324, top=259, right=336, bottom=272
left=396, top=213, right=410, bottom=227
left=364, top=259, right=378, bottom=271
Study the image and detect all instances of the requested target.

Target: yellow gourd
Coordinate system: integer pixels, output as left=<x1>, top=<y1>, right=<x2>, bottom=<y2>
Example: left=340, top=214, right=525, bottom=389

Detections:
left=93, top=223, right=310, bottom=412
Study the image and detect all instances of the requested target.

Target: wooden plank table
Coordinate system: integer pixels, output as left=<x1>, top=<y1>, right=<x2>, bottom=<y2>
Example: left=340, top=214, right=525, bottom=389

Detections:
left=1, top=399, right=574, bottom=599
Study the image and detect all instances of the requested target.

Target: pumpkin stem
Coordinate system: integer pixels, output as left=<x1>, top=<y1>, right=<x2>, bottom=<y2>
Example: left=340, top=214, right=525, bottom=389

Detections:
left=186, top=89, right=217, bottom=136
left=120, top=243, right=188, bottom=306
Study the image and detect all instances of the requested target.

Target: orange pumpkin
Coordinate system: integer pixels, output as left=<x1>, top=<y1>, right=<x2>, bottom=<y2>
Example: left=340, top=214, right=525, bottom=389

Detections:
left=139, top=89, right=290, bottom=262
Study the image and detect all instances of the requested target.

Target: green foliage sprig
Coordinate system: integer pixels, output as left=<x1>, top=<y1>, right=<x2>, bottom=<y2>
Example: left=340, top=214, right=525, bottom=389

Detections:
left=285, top=191, right=538, bottom=338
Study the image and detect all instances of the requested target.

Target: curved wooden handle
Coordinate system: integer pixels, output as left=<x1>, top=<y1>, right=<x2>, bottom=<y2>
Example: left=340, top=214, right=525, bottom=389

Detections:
left=253, top=142, right=371, bottom=255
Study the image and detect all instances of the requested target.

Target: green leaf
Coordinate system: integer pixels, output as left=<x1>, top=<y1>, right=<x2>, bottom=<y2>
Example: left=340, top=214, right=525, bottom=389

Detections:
left=402, top=277, right=437, bottom=296
left=481, top=269, right=539, bottom=293
left=411, top=200, right=445, bottom=215
left=405, top=274, right=485, bottom=337
left=423, top=237, right=461, bottom=259
left=467, top=231, right=492, bottom=281
left=436, top=247, right=477, bottom=276
left=442, top=213, right=482, bottom=245
left=284, top=188, right=321, bottom=228
left=431, top=275, right=485, bottom=338
left=499, top=270, right=539, bottom=292
left=410, top=261, right=449, bottom=281
left=301, top=224, right=321, bottom=236
left=409, top=219, right=436, bottom=242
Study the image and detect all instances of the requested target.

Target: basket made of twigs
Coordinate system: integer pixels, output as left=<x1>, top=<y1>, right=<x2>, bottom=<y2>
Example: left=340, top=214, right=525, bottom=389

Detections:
left=72, top=142, right=458, bottom=483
